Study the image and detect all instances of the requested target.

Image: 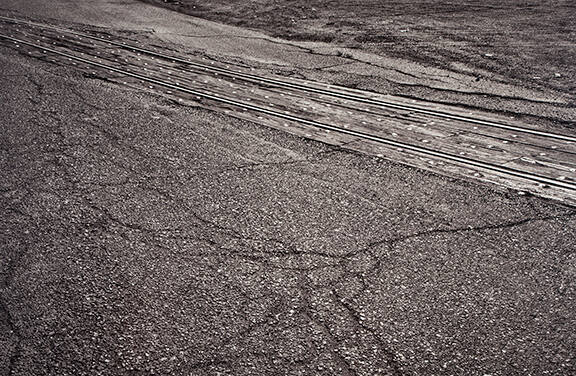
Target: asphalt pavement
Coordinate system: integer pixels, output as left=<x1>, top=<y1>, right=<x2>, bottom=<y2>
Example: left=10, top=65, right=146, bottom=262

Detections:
left=1, top=41, right=576, bottom=376
left=1, top=3, right=576, bottom=376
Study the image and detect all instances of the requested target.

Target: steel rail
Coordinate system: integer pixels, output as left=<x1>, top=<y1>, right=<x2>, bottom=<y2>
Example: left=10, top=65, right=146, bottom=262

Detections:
left=1, top=33, right=575, bottom=191
left=1, top=15, right=576, bottom=143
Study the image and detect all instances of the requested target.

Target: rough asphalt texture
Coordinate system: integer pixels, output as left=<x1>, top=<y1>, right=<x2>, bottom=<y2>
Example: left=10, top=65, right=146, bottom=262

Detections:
left=1, top=38, right=576, bottom=376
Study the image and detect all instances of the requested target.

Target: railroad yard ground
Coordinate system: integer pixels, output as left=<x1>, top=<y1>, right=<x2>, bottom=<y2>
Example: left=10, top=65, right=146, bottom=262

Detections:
left=1, top=1, right=576, bottom=375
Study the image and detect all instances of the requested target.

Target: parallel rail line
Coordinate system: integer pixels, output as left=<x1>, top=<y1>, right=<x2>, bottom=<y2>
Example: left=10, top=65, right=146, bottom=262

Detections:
left=1, top=33, right=575, bottom=191
left=1, top=15, right=575, bottom=143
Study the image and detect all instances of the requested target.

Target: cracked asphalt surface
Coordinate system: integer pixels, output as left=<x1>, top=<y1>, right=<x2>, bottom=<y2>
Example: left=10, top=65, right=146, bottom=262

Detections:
left=2, top=38, right=576, bottom=376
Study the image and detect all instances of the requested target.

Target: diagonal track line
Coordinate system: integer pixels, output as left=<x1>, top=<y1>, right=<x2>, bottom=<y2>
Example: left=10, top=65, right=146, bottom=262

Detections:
left=1, top=15, right=575, bottom=143
left=1, top=33, right=575, bottom=191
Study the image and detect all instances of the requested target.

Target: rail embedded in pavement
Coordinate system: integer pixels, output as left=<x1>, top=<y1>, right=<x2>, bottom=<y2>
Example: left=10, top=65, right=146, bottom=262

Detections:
left=0, top=16, right=576, bottom=206
left=1, top=15, right=575, bottom=143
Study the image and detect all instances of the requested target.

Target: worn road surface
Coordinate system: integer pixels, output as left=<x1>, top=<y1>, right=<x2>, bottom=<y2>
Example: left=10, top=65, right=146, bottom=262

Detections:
left=1, top=1, right=576, bottom=375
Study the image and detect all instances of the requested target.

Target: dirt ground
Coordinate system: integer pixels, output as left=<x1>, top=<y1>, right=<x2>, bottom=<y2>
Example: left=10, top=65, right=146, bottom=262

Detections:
left=140, top=0, right=576, bottom=98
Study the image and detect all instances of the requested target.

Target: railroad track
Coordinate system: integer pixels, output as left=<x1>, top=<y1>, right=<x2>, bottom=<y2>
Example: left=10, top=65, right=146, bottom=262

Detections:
left=1, top=15, right=575, bottom=143
left=1, top=16, right=575, bottom=203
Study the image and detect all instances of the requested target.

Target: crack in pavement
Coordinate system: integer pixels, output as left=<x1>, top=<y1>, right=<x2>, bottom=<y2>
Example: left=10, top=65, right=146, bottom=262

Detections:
left=0, top=72, right=59, bottom=376
left=297, top=269, right=358, bottom=376
left=366, top=211, right=576, bottom=279
left=333, top=289, right=405, bottom=376
left=301, top=211, right=576, bottom=375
